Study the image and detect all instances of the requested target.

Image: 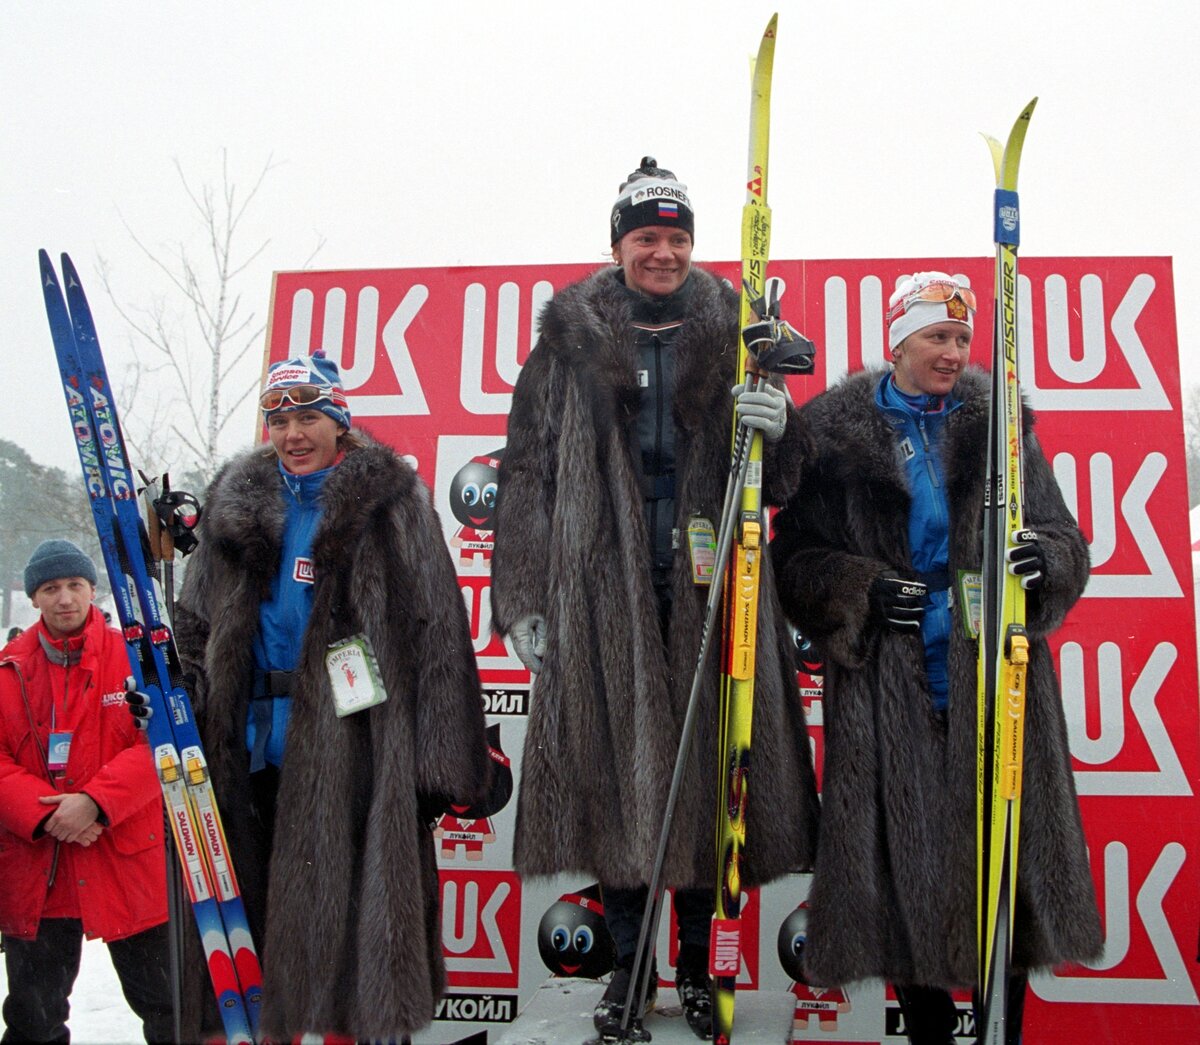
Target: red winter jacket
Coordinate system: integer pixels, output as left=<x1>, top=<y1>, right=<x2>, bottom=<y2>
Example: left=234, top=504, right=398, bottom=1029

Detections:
left=0, top=607, right=167, bottom=941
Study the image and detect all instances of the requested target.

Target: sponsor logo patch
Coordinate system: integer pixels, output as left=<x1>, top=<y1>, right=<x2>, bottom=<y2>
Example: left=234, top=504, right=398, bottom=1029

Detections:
left=293, top=557, right=315, bottom=583
left=266, top=365, right=312, bottom=387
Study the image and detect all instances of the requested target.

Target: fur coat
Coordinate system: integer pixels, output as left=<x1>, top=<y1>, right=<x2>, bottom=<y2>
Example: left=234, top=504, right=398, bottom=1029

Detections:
left=770, top=367, right=1103, bottom=989
left=491, top=266, right=819, bottom=890
left=175, top=435, right=491, bottom=1041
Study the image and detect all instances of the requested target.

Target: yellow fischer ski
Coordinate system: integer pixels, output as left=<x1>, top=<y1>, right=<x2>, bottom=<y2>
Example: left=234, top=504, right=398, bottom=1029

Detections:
left=976, top=96, right=1037, bottom=1045
left=712, top=15, right=777, bottom=1045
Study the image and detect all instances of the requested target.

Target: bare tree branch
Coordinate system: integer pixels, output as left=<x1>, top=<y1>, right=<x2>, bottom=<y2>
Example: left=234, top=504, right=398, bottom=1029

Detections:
left=99, top=151, right=322, bottom=485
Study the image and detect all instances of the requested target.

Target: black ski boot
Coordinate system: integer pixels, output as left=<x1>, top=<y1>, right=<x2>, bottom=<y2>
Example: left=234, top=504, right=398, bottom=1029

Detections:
left=592, top=961, right=657, bottom=1042
left=674, top=949, right=713, bottom=1040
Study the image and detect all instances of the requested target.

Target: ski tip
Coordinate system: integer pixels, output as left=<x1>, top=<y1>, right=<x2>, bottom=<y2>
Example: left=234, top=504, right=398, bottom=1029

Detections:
left=982, top=134, right=1004, bottom=183
left=752, top=12, right=778, bottom=84
left=763, top=12, right=778, bottom=48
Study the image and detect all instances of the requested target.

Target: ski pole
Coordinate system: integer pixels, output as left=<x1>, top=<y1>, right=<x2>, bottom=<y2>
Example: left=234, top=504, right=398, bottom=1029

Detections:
left=621, top=407, right=761, bottom=1035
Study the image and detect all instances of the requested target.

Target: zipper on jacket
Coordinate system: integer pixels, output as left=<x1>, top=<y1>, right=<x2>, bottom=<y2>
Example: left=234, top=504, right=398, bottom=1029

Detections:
left=917, top=415, right=940, bottom=489
left=649, top=333, right=664, bottom=566
left=653, top=333, right=664, bottom=477
left=917, top=414, right=949, bottom=538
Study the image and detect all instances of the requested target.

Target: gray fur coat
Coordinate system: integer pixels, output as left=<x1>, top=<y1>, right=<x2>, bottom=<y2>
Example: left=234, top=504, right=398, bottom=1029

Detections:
left=175, top=436, right=490, bottom=1040
left=491, top=266, right=819, bottom=890
left=771, top=367, right=1102, bottom=988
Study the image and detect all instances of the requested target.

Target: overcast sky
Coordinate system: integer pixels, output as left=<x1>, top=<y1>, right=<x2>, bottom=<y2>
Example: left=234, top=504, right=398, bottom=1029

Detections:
left=3, top=0, right=1196, bottom=476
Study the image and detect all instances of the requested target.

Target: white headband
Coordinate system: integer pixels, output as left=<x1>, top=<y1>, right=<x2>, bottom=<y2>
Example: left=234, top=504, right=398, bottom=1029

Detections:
left=888, top=269, right=969, bottom=350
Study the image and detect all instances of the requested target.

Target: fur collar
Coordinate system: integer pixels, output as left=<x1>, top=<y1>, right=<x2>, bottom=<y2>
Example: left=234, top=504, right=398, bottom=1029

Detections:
left=535, top=265, right=739, bottom=437
left=203, top=436, right=423, bottom=586
left=807, top=367, right=994, bottom=498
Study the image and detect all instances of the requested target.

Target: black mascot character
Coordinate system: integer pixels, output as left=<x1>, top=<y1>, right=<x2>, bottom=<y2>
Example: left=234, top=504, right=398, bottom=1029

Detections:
left=537, top=883, right=616, bottom=979
left=778, top=902, right=851, bottom=1036
left=433, top=723, right=514, bottom=861
left=448, top=448, right=503, bottom=569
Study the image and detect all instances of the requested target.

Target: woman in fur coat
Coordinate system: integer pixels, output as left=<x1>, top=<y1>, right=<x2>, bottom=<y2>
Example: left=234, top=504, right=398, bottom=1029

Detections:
left=770, top=273, right=1102, bottom=1044
left=491, top=157, right=819, bottom=1040
left=166, top=353, right=491, bottom=1042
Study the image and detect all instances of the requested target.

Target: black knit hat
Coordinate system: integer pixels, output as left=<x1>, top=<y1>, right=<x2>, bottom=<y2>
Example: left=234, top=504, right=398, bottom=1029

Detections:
left=610, top=156, right=694, bottom=245
left=24, top=539, right=98, bottom=596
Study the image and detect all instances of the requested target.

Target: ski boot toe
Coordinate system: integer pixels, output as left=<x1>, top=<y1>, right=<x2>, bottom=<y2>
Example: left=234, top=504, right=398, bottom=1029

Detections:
left=592, top=964, right=656, bottom=1042
left=675, top=967, right=713, bottom=1040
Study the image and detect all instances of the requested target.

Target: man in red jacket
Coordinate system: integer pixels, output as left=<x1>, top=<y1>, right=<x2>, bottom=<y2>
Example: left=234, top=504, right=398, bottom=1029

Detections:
left=0, top=540, right=171, bottom=1043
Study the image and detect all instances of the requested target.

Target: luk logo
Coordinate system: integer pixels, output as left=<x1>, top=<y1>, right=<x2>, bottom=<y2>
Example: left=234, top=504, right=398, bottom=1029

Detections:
left=1021, top=273, right=1169, bottom=412
left=287, top=278, right=554, bottom=417
left=1034, top=841, right=1198, bottom=1006
left=1059, top=639, right=1189, bottom=796
left=1053, top=451, right=1182, bottom=599
left=287, top=283, right=431, bottom=417
left=821, top=268, right=1171, bottom=406
left=292, top=557, right=315, bottom=584
left=461, top=280, right=553, bottom=414
left=441, top=870, right=521, bottom=989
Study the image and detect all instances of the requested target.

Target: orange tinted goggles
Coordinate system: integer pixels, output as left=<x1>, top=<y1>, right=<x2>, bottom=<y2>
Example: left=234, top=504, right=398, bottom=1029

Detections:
left=888, top=281, right=977, bottom=323
left=259, top=384, right=346, bottom=411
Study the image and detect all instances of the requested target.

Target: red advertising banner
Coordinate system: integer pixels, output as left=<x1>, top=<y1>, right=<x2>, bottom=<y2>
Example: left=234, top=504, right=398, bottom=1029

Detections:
left=267, top=257, right=1200, bottom=1043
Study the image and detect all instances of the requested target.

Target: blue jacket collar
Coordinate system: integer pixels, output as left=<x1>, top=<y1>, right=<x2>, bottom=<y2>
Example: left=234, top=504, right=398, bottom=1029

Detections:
left=875, top=372, right=962, bottom=425
left=278, top=459, right=337, bottom=503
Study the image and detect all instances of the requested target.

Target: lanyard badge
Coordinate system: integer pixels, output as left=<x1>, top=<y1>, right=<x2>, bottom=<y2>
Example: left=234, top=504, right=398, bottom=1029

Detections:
left=325, top=635, right=388, bottom=717
left=48, top=731, right=73, bottom=774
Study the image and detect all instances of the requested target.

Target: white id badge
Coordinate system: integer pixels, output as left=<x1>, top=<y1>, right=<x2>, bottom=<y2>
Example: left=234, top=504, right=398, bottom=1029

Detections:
left=687, top=516, right=717, bottom=585
left=325, top=635, right=388, bottom=718
left=959, top=571, right=983, bottom=639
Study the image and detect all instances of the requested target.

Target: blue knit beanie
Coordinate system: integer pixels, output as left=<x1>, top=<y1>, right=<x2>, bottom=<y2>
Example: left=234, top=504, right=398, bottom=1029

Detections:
left=24, top=539, right=98, bottom=596
left=260, top=351, right=352, bottom=430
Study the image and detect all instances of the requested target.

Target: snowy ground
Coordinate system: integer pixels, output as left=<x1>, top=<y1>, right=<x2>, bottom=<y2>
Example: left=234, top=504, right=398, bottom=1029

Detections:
left=0, top=935, right=142, bottom=1044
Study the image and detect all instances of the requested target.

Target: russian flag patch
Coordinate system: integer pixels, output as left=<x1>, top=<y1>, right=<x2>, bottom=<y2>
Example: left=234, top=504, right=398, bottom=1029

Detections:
left=658, top=202, right=679, bottom=219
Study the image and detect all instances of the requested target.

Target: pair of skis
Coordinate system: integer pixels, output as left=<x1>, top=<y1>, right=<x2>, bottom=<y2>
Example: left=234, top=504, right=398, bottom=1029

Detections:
left=39, top=251, right=263, bottom=1044
left=710, top=14, right=781, bottom=1045
left=976, top=99, right=1037, bottom=1045
left=620, top=15, right=817, bottom=1045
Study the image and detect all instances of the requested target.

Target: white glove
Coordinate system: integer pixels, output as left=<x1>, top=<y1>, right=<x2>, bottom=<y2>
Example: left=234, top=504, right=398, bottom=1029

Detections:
left=733, top=381, right=788, bottom=443
left=510, top=614, right=547, bottom=674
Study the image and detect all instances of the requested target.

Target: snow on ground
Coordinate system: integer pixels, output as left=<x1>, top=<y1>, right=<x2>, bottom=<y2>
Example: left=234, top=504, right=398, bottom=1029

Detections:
left=0, top=935, right=143, bottom=1044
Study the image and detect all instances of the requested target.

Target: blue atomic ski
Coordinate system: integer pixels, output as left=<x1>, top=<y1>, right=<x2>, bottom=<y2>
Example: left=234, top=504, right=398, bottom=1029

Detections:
left=39, top=250, right=263, bottom=1044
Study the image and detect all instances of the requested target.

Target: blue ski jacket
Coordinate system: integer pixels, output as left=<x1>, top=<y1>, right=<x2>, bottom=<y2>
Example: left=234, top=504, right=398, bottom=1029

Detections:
left=875, top=373, right=962, bottom=711
left=247, top=460, right=335, bottom=767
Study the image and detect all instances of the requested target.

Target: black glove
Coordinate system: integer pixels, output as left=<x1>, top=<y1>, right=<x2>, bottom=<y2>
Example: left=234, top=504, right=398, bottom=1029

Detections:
left=1005, top=529, right=1046, bottom=591
left=124, top=676, right=153, bottom=731
left=869, top=571, right=928, bottom=634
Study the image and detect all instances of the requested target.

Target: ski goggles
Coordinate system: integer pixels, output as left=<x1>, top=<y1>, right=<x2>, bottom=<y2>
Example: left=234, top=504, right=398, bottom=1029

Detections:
left=887, top=281, right=977, bottom=324
left=259, top=384, right=348, bottom=412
